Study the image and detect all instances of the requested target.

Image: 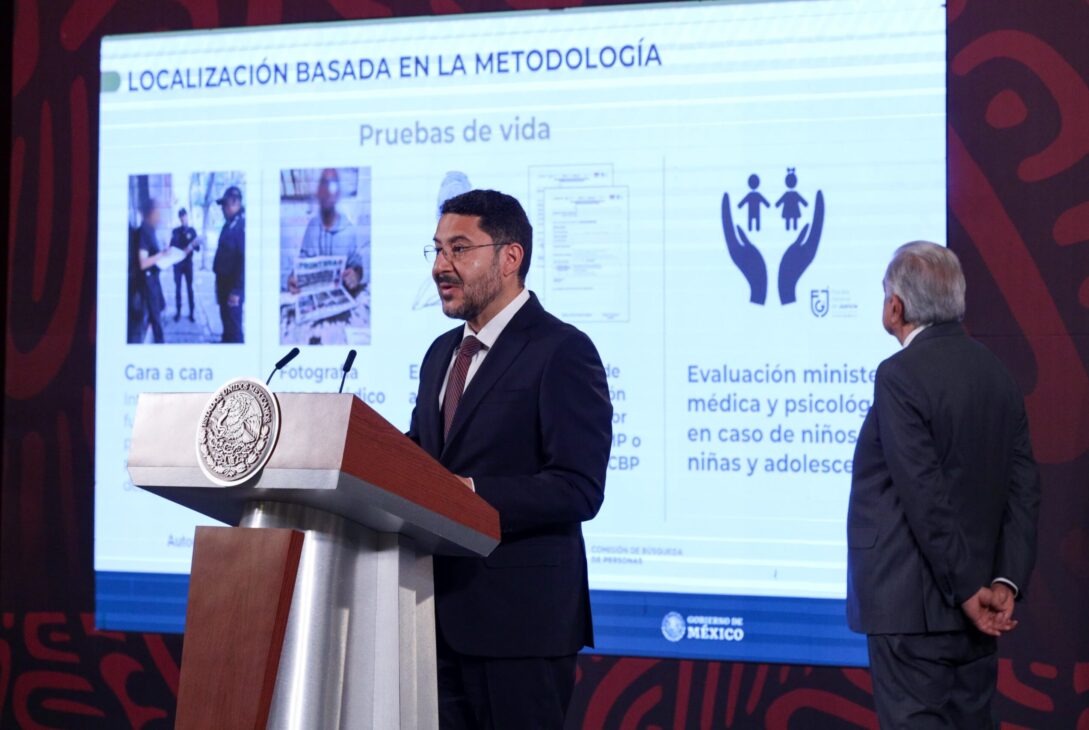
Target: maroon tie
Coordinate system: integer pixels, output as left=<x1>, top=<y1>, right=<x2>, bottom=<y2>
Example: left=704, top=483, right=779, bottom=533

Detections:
left=443, top=335, right=483, bottom=437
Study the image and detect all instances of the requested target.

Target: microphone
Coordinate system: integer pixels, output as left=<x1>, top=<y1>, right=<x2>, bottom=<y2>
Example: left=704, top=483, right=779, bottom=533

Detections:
left=339, top=349, right=357, bottom=394
left=266, top=347, right=300, bottom=385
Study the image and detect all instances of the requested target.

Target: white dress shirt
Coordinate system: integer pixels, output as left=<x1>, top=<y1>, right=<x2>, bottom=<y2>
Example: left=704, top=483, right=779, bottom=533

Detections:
left=438, top=287, right=531, bottom=407
left=901, top=323, right=929, bottom=348
left=901, top=320, right=1019, bottom=597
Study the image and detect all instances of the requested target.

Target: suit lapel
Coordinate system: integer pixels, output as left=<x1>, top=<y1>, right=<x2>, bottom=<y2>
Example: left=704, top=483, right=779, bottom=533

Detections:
left=441, top=296, right=542, bottom=456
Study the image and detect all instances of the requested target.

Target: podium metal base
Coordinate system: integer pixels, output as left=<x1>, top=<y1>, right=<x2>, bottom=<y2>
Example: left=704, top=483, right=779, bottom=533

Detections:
left=241, top=501, right=438, bottom=730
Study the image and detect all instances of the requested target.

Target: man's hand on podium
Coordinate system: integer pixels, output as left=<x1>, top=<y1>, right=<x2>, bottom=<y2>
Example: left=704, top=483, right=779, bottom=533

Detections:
left=457, top=476, right=475, bottom=492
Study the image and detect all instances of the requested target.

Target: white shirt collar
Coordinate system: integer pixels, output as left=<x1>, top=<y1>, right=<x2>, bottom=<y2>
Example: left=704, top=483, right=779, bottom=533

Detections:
left=462, top=288, right=531, bottom=350
left=901, top=323, right=930, bottom=348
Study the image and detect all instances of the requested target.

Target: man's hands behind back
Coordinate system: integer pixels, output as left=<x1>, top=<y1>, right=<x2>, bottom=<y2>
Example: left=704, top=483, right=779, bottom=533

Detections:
left=961, top=584, right=1018, bottom=637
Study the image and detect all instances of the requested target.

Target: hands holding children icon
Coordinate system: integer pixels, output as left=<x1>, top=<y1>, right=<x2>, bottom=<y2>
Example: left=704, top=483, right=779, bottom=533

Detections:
left=721, top=170, right=825, bottom=306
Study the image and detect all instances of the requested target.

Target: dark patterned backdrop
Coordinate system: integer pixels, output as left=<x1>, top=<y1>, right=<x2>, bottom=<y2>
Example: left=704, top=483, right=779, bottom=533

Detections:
left=3, top=1, right=1088, bottom=727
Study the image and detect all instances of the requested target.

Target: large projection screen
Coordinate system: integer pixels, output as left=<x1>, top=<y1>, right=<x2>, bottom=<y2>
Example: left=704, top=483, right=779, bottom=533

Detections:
left=95, top=0, right=946, bottom=666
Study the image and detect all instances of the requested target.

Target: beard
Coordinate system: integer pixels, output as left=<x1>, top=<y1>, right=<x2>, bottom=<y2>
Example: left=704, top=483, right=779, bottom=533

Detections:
left=436, top=256, right=503, bottom=321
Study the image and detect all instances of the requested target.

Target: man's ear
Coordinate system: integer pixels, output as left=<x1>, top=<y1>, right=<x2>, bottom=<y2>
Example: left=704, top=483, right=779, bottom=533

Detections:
left=889, top=294, right=905, bottom=326
left=502, top=243, right=524, bottom=279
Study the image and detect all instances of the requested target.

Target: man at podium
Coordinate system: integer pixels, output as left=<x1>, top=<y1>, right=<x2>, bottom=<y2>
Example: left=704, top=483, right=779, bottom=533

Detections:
left=409, top=189, right=613, bottom=729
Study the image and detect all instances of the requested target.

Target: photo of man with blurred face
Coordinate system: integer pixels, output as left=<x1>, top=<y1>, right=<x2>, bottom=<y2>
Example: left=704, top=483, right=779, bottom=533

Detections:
left=133, top=199, right=169, bottom=343
left=287, top=168, right=367, bottom=295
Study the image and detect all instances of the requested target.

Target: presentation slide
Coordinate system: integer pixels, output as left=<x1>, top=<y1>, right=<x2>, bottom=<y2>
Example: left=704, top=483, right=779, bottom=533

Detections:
left=94, top=0, right=945, bottom=666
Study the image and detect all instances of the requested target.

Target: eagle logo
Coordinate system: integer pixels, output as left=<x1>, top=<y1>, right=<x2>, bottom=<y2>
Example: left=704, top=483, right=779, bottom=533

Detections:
left=196, top=378, right=280, bottom=486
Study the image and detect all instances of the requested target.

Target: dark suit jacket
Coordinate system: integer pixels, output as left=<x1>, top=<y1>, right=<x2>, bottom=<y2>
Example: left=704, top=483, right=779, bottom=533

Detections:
left=847, top=322, right=1040, bottom=635
left=408, top=293, right=613, bottom=658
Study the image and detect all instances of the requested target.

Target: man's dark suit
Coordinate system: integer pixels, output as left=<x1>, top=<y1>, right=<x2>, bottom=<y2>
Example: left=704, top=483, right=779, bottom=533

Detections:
left=407, top=292, right=612, bottom=727
left=848, top=322, right=1040, bottom=728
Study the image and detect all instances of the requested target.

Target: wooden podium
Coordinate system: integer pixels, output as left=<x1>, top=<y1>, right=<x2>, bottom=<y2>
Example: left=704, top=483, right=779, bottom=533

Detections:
left=127, top=392, right=500, bottom=730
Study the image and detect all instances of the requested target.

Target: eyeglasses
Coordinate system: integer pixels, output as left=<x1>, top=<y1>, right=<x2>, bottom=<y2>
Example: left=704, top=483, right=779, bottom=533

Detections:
left=423, top=242, right=506, bottom=263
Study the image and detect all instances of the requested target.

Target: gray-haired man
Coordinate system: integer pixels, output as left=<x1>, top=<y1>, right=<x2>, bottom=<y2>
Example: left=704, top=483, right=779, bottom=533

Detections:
left=847, top=242, right=1040, bottom=728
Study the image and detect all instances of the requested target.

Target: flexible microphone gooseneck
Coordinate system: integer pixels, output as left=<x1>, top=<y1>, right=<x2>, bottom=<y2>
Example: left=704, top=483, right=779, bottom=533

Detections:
left=339, top=349, right=358, bottom=394
left=266, top=347, right=300, bottom=385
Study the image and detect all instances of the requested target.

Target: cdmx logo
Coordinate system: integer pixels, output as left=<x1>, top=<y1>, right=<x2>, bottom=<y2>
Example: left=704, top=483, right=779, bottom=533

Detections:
left=721, top=168, right=825, bottom=306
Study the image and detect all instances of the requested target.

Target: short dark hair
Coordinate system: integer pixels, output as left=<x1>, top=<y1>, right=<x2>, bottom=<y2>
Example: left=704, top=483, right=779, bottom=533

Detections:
left=178, top=207, right=188, bottom=216
left=139, top=198, right=156, bottom=217
left=441, top=189, right=533, bottom=282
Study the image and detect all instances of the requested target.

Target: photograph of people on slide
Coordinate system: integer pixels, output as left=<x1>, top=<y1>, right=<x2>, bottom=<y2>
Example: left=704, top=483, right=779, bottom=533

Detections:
left=126, top=172, right=246, bottom=344
left=279, top=167, right=372, bottom=345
